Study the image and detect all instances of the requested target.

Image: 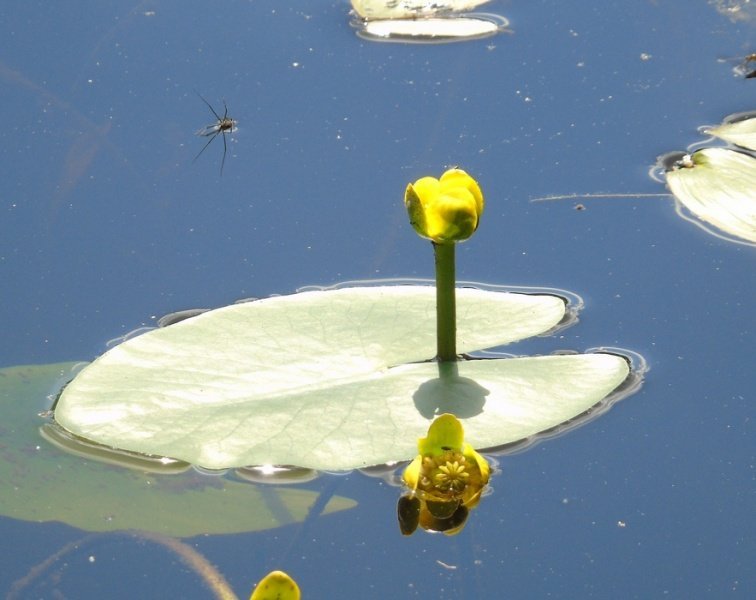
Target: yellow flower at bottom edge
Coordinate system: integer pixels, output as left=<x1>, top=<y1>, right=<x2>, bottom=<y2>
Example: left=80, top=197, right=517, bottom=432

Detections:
left=405, top=169, right=485, bottom=244
left=250, top=570, right=300, bottom=600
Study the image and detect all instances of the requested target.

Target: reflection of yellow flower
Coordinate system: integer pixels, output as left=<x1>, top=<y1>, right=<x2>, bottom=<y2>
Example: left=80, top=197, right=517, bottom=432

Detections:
left=405, top=169, right=484, bottom=244
left=399, top=413, right=490, bottom=535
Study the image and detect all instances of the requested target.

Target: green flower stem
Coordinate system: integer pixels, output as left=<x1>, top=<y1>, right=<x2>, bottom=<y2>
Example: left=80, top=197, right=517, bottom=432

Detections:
left=433, top=242, right=457, bottom=361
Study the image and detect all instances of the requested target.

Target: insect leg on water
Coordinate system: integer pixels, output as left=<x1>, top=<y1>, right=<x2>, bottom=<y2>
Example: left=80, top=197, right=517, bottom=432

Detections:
left=717, top=53, right=756, bottom=79
left=193, top=92, right=236, bottom=175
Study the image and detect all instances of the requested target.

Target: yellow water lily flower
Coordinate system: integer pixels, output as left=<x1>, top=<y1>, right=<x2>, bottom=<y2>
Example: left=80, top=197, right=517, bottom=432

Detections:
left=399, top=413, right=490, bottom=535
left=250, top=570, right=300, bottom=600
left=405, top=168, right=484, bottom=243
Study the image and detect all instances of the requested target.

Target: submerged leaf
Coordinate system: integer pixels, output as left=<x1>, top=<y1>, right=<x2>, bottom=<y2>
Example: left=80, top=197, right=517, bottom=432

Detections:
left=1, top=363, right=356, bottom=536
left=665, top=147, right=756, bottom=244
left=53, top=286, right=633, bottom=471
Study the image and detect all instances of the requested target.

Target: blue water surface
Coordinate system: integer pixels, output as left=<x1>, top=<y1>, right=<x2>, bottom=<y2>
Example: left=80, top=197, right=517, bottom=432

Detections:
left=1, top=1, right=753, bottom=598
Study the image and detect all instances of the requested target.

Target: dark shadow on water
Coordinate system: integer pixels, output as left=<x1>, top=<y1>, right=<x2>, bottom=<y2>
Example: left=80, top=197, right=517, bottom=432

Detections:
left=413, top=360, right=489, bottom=419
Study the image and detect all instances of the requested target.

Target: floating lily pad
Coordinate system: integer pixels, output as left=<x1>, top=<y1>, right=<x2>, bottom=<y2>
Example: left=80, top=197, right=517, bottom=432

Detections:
left=54, top=285, right=633, bottom=471
left=359, top=17, right=504, bottom=43
left=350, top=0, right=507, bottom=43
left=665, top=147, right=756, bottom=244
left=1, top=363, right=356, bottom=536
left=705, top=112, right=756, bottom=151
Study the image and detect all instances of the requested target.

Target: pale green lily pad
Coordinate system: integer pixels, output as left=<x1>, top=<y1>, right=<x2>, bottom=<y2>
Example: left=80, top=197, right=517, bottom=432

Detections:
left=1, top=363, right=356, bottom=536
left=360, top=17, right=504, bottom=42
left=350, top=0, right=507, bottom=43
left=350, top=0, right=491, bottom=20
left=54, top=285, right=632, bottom=471
left=666, top=147, right=756, bottom=244
left=705, top=112, right=756, bottom=151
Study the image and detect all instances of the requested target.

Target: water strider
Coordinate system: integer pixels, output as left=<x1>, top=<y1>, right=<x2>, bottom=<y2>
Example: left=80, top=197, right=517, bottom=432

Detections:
left=193, top=92, right=236, bottom=175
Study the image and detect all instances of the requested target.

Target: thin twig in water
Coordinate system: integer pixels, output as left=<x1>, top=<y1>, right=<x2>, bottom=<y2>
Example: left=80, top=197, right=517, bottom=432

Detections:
left=530, top=193, right=671, bottom=202
left=8, top=531, right=239, bottom=600
left=135, top=531, right=238, bottom=600
left=8, top=535, right=96, bottom=599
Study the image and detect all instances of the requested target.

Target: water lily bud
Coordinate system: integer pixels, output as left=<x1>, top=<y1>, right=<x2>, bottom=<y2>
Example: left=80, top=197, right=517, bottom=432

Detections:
left=405, top=168, right=484, bottom=243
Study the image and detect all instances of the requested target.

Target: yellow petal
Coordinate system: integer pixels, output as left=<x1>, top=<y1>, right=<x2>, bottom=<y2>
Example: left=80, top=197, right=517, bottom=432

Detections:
left=250, top=570, right=301, bottom=600
left=417, top=413, right=465, bottom=456
left=463, top=442, right=491, bottom=485
left=440, top=168, right=484, bottom=219
left=405, top=177, right=440, bottom=241
left=404, top=183, right=429, bottom=239
left=411, top=176, right=442, bottom=203
left=402, top=456, right=423, bottom=489
left=425, top=190, right=478, bottom=242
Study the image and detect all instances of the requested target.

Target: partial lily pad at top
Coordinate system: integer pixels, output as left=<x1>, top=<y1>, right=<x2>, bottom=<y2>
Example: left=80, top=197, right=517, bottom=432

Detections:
left=350, top=0, right=492, bottom=20
left=54, top=285, right=633, bottom=471
left=349, top=0, right=508, bottom=43
left=1, top=363, right=356, bottom=537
